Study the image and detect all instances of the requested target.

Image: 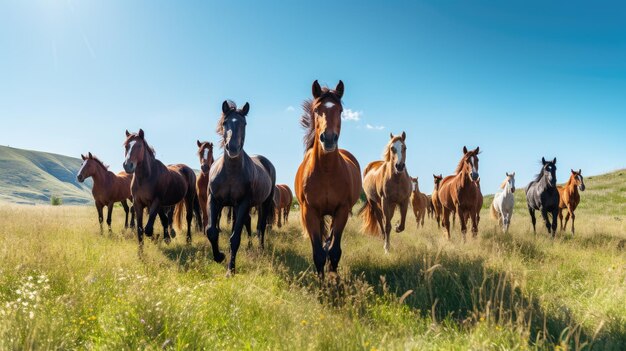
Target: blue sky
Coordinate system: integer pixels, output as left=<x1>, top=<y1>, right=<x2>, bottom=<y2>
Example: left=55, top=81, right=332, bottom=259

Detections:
left=1, top=1, right=625, bottom=192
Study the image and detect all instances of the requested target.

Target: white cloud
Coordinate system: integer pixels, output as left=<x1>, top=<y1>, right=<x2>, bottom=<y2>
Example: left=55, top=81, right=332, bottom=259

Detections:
left=285, top=106, right=295, bottom=112
left=342, top=109, right=361, bottom=121
left=366, top=123, right=385, bottom=130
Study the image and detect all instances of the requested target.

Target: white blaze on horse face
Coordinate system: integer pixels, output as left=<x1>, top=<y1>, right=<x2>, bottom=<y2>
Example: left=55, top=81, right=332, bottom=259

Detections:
left=125, top=141, right=137, bottom=163
left=324, top=102, right=335, bottom=109
left=470, top=157, right=477, bottom=173
left=78, top=160, right=87, bottom=177
left=411, top=181, right=416, bottom=192
left=203, top=148, right=209, bottom=160
left=393, top=140, right=404, bottom=159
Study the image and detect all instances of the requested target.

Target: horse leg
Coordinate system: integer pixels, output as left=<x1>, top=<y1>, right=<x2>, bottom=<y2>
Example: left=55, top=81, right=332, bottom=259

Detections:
left=96, top=203, right=104, bottom=233
left=553, top=208, right=561, bottom=236
left=470, top=209, right=478, bottom=238
left=395, top=199, right=408, bottom=233
left=121, top=200, right=130, bottom=229
left=129, top=202, right=135, bottom=228
left=302, top=206, right=326, bottom=278
left=442, top=207, right=451, bottom=240
left=143, top=200, right=161, bottom=239
left=412, top=205, right=419, bottom=226
left=134, top=203, right=144, bottom=247
left=206, top=196, right=225, bottom=263
left=328, top=208, right=349, bottom=273
left=382, top=199, right=394, bottom=254
left=528, top=207, right=537, bottom=234
left=540, top=208, right=552, bottom=238
left=106, top=202, right=114, bottom=232
left=227, top=201, right=250, bottom=276
left=568, top=206, right=575, bottom=235
left=457, top=207, right=467, bottom=242
left=158, top=208, right=170, bottom=244
left=276, top=206, right=282, bottom=228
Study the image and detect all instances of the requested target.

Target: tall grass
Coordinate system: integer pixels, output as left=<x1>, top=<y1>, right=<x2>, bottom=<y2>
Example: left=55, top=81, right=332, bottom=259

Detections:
left=0, top=178, right=625, bottom=351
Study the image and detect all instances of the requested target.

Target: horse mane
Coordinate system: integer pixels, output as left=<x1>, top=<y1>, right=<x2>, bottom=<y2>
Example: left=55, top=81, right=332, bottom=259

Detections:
left=89, top=155, right=109, bottom=170
left=216, top=100, right=238, bottom=148
left=500, top=178, right=508, bottom=189
left=454, top=150, right=479, bottom=174
left=300, top=88, right=343, bottom=151
left=382, top=136, right=403, bottom=161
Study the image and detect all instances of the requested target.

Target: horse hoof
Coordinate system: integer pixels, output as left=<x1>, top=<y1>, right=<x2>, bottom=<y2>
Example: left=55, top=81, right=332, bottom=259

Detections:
left=164, top=237, right=171, bottom=245
left=214, top=252, right=226, bottom=263
left=225, top=268, right=235, bottom=277
left=170, top=229, right=176, bottom=238
left=145, top=227, right=153, bottom=237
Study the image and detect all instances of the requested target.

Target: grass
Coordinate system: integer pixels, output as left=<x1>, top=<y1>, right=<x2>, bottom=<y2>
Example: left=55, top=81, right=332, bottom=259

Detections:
left=0, top=170, right=625, bottom=350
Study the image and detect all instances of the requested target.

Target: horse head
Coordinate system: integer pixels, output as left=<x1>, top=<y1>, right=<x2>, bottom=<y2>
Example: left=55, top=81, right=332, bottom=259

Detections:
left=461, top=146, right=480, bottom=182
left=386, top=131, right=407, bottom=173
left=504, top=172, right=516, bottom=193
left=541, top=157, right=557, bottom=187
left=571, top=169, right=585, bottom=191
left=433, top=174, right=443, bottom=189
left=123, top=129, right=151, bottom=174
left=311, top=80, right=344, bottom=153
left=77, top=152, right=97, bottom=183
left=197, top=140, right=214, bottom=174
left=218, top=100, right=249, bottom=159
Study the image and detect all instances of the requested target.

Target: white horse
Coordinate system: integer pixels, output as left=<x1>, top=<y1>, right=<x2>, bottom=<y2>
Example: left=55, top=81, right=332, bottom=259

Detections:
left=490, top=172, right=516, bottom=233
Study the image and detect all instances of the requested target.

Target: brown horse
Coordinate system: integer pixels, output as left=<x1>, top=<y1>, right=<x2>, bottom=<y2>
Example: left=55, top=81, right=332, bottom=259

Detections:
left=431, top=174, right=443, bottom=228
left=295, top=80, right=361, bottom=277
left=558, top=169, right=586, bottom=234
left=438, top=146, right=481, bottom=240
left=77, top=152, right=135, bottom=230
left=426, top=195, right=435, bottom=219
left=360, top=132, right=411, bottom=253
left=473, top=177, right=484, bottom=226
left=410, top=177, right=429, bottom=228
left=195, top=140, right=214, bottom=229
left=206, top=101, right=276, bottom=275
left=123, top=129, right=199, bottom=245
left=273, top=184, right=293, bottom=228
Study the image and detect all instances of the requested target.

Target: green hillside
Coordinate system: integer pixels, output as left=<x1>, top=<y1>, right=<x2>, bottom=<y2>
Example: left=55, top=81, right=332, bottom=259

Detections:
left=0, top=146, right=93, bottom=205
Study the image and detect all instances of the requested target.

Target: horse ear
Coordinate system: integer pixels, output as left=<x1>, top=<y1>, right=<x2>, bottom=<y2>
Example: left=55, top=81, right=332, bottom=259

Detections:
left=390, top=133, right=394, bottom=139
left=222, top=100, right=232, bottom=114
left=463, top=146, right=468, bottom=154
left=197, top=140, right=202, bottom=147
left=241, top=102, right=250, bottom=116
left=578, top=169, right=581, bottom=174
left=571, top=168, right=575, bottom=174
left=512, top=172, right=515, bottom=176
left=209, top=142, right=213, bottom=148
left=401, top=131, right=406, bottom=141
left=335, top=80, right=344, bottom=99
left=88, top=152, right=93, bottom=159
left=125, top=130, right=130, bottom=137
left=81, top=154, right=86, bottom=160
left=138, top=129, right=144, bottom=139
left=433, top=174, right=437, bottom=179
left=312, top=80, right=322, bottom=99
left=542, top=157, right=546, bottom=165
left=506, top=172, right=510, bottom=177
left=475, top=146, right=480, bottom=154
left=553, top=157, right=557, bottom=164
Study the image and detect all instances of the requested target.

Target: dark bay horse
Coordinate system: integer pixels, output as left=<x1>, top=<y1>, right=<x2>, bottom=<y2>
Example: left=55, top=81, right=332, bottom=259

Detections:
left=274, top=184, right=293, bottom=228
left=196, top=140, right=214, bottom=229
left=438, top=146, right=481, bottom=240
left=206, top=101, right=276, bottom=276
left=77, top=152, right=135, bottom=230
left=295, top=80, right=361, bottom=277
left=360, top=132, right=412, bottom=253
left=123, top=129, right=199, bottom=245
left=525, top=157, right=560, bottom=237
left=558, top=169, right=585, bottom=235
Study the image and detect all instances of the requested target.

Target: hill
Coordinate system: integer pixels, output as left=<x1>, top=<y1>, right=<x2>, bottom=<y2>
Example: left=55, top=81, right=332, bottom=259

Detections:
left=0, top=146, right=93, bottom=205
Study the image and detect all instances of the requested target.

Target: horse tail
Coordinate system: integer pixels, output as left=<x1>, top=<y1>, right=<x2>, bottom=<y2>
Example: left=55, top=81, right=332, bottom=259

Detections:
left=173, top=200, right=186, bottom=231
left=490, top=201, right=499, bottom=220
left=359, top=200, right=380, bottom=236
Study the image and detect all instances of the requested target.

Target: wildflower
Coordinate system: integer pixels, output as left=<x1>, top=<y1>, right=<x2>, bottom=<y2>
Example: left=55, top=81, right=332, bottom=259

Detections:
left=300, top=320, right=308, bottom=326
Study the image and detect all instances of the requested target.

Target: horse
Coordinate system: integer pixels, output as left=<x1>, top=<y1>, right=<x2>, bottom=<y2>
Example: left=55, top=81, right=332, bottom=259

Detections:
left=295, top=80, right=361, bottom=277
left=196, top=140, right=214, bottom=230
left=274, top=184, right=293, bottom=228
left=426, top=195, right=435, bottom=219
left=205, top=100, right=276, bottom=276
left=410, top=177, right=429, bottom=228
left=123, top=129, right=199, bottom=245
left=525, top=157, right=560, bottom=237
left=438, top=146, right=481, bottom=240
left=490, top=172, right=516, bottom=233
left=558, top=169, right=585, bottom=235
left=431, top=174, right=444, bottom=228
left=76, top=152, right=135, bottom=230
left=360, top=132, right=411, bottom=253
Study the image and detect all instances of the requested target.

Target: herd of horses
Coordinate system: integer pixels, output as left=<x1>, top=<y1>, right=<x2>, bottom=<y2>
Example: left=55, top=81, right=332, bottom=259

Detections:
left=75, top=80, right=586, bottom=278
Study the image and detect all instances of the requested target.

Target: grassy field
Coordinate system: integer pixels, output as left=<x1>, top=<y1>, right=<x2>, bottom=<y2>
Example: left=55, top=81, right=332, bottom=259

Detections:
left=1, top=170, right=625, bottom=350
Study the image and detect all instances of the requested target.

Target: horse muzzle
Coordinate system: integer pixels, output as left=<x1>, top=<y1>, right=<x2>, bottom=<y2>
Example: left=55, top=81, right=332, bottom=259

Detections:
left=123, top=161, right=136, bottom=174
left=320, top=133, right=338, bottom=153
left=471, top=172, right=479, bottom=181
left=76, top=175, right=84, bottom=183
left=201, top=164, right=210, bottom=174
left=579, top=184, right=586, bottom=191
left=511, top=187, right=516, bottom=193
left=395, top=163, right=405, bottom=173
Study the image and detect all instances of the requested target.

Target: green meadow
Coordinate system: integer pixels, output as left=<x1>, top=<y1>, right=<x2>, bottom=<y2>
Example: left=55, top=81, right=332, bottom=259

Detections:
left=1, top=170, right=625, bottom=350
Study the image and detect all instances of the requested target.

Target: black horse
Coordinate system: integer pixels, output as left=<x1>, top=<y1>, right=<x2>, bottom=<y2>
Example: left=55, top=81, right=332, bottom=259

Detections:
left=526, top=157, right=560, bottom=237
left=206, top=100, right=276, bottom=276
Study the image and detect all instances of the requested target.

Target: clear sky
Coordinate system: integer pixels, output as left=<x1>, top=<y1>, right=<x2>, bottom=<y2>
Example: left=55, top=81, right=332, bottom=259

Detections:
left=1, top=1, right=625, bottom=193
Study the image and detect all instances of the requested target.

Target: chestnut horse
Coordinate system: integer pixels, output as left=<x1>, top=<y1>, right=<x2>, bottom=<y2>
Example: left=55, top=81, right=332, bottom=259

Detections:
left=431, top=174, right=443, bottom=228
left=426, top=195, right=434, bottom=219
left=206, top=101, right=276, bottom=275
left=295, top=80, right=361, bottom=277
left=123, top=129, right=199, bottom=245
left=360, top=132, right=411, bottom=253
left=410, top=177, right=429, bottom=228
left=274, top=184, right=293, bottom=228
left=195, top=140, right=214, bottom=229
left=438, top=146, right=481, bottom=240
left=558, top=169, right=585, bottom=234
left=77, top=152, right=135, bottom=230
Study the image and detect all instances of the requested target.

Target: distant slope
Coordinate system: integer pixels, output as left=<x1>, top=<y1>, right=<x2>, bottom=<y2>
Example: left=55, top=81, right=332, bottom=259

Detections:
left=483, top=169, right=626, bottom=216
left=0, top=146, right=93, bottom=205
